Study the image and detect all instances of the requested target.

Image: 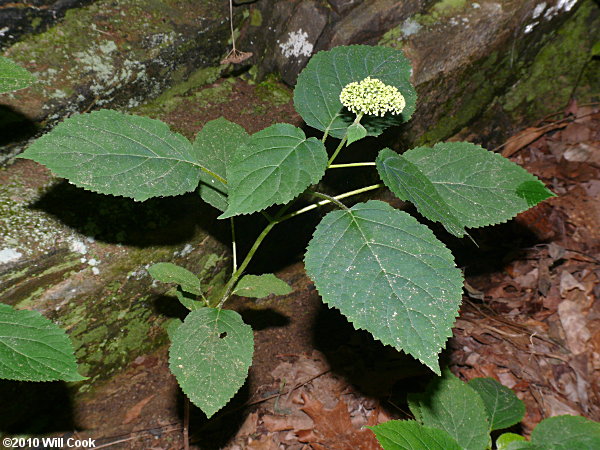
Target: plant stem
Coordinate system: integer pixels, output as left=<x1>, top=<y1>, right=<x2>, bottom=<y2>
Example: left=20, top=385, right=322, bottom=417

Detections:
left=229, top=0, right=236, bottom=51
left=217, top=219, right=278, bottom=308
left=279, top=183, right=383, bottom=222
left=328, top=162, right=376, bottom=169
left=327, top=112, right=364, bottom=166
left=230, top=217, right=237, bottom=275
left=327, top=135, right=348, bottom=166
left=183, top=396, right=190, bottom=450
left=307, top=191, right=349, bottom=210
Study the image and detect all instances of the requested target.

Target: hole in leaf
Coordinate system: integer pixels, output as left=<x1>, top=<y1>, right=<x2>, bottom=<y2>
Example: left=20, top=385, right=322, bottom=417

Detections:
left=218, top=332, right=227, bottom=339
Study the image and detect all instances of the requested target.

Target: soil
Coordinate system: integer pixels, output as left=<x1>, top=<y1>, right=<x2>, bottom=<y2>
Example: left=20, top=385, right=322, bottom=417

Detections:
left=2, top=79, right=599, bottom=449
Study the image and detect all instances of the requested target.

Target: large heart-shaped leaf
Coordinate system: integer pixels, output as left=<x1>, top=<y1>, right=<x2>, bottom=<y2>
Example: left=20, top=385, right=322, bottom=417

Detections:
left=220, top=123, right=327, bottom=218
left=194, top=118, right=250, bottom=211
left=0, top=56, right=35, bottom=93
left=294, top=45, right=417, bottom=139
left=20, top=110, right=210, bottom=201
left=402, top=142, right=555, bottom=229
left=304, top=200, right=463, bottom=373
left=408, top=369, right=490, bottom=450
left=169, top=308, right=254, bottom=418
left=0, top=303, right=84, bottom=382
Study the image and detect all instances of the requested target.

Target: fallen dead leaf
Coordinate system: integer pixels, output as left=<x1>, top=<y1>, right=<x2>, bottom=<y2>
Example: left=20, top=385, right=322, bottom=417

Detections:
left=502, top=122, right=567, bottom=157
left=558, top=300, right=591, bottom=354
left=296, top=393, right=380, bottom=450
left=123, top=394, right=155, bottom=424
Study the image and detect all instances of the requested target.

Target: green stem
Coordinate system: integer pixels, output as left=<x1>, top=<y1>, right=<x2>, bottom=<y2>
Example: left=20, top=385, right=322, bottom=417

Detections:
left=328, top=162, right=376, bottom=169
left=279, top=183, right=383, bottom=222
left=230, top=218, right=237, bottom=276
left=217, top=219, right=278, bottom=308
left=327, top=112, right=364, bottom=167
left=307, top=191, right=349, bottom=211
left=327, top=135, right=348, bottom=167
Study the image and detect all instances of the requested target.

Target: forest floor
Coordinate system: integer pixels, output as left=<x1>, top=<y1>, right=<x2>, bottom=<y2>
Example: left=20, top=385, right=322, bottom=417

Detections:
left=4, top=83, right=599, bottom=449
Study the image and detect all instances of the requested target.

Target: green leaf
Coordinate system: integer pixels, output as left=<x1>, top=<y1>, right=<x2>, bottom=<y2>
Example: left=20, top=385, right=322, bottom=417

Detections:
left=408, top=369, right=490, bottom=450
left=169, top=308, right=254, bottom=418
left=148, top=262, right=202, bottom=295
left=369, top=420, right=462, bottom=450
left=376, top=148, right=466, bottom=237
left=220, top=123, right=328, bottom=218
left=304, top=200, right=463, bottom=373
left=20, top=110, right=208, bottom=201
left=468, top=377, right=525, bottom=431
left=0, top=56, right=35, bottom=93
left=504, top=442, right=539, bottom=450
left=194, top=117, right=250, bottom=211
left=165, top=318, right=183, bottom=340
left=175, top=289, right=204, bottom=311
left=531, top=415, right=600, bottom=450
left=294, top=45, right=417, bottom=139
left=402, top=142, right=555, bottom=229
left=233, top=274, right=292, bottom=298
left=497, top=433, right=528, bottom=450
left=591, top=41, right=600, bottom=58
left=0, top=303, right=84, bottom=382
left=347, top=122, right=367, bottom=146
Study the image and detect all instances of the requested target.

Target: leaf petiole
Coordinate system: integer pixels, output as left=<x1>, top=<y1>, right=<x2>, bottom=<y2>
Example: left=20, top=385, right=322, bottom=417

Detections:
left=328, top=162, right=376, bottom=169
left=327, top=113, right=364, bottom=166
left=278, top=184, right=383, bottom=222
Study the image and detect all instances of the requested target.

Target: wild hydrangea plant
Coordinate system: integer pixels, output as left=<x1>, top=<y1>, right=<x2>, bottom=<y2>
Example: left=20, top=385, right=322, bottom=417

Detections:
left=18, top=45, right=555, bottom=417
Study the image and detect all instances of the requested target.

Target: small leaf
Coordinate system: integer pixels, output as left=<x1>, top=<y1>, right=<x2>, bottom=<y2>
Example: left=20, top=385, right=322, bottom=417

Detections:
left=304, top=200, right=463, bottom=373
left=148, top=262, right=201, bottom=295
left=347, top=122, right=367, bottom=146
left=408, top=369, right=489, bottom=450
left=220, top=123, right=328, bottom=218
left=20, top=110, right=207, bottom=201
left=369, top=420, right=462, bottom=450
left=169, top=308, right=254, bottom=418
left=0, top=56, right=35, bottom=93
left=591, top=41, right=600, bottom=58
left=376, top=148, right=466, bottom=237
left=294, top=45, right=417, bottom=139
left=497, top=433, right=528, bottom=450
left=403, top=142, right=555, bottom=229
left=175, top=289, right=204, bottom=311
left=194, top=118, right=250, bottom=211
left=0, top=303, right=84, bottom=382
left=468, top=377, right=525, bottom=431
left=531, top=415, right=600, bottom=450
left=233, top=274, right=292, bottom=298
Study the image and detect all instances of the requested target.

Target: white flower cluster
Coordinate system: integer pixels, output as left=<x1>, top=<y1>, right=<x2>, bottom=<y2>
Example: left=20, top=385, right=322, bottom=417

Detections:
left=339, top=77, right=406, bottom=117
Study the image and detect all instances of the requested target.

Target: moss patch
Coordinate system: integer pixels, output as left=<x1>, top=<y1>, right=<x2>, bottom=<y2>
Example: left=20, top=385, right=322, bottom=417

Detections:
left=2, top=0, right=230, bottom=120
left=503, top=0, right=600, bottom=119
left=415, top=0, right=600, bottom=146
